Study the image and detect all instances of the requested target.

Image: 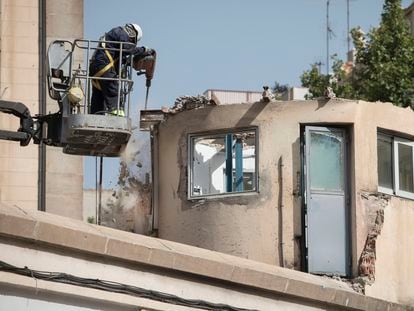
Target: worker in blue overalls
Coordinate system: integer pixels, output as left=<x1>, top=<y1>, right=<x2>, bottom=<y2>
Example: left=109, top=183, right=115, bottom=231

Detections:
left=89, top=23, right=152, bottom=116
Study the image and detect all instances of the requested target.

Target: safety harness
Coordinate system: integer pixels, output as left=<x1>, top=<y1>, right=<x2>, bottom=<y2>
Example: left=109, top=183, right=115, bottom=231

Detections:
left=91, top=38, right=119, bottom=91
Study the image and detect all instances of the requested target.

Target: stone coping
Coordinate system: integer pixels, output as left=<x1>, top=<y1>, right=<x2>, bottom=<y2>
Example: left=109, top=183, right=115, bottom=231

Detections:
left=0, top=203, right=410, bottom=311
left=0, top=272, right=195, bottom=311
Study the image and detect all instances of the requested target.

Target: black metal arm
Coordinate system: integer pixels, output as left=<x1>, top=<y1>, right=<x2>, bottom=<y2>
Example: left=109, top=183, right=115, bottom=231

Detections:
left=0, top=100, right=35, bottom=146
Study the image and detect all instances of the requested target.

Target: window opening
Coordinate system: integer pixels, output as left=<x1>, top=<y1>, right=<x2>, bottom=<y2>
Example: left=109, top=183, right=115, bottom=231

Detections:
left=377, top=133, right=393, bottom=193
left=189, top=129, right=257, bottom=198
left=377, top=133, right=414, bottom=199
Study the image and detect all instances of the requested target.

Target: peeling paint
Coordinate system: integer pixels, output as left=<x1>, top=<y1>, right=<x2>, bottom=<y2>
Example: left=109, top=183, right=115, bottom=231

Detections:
left=358, top=191, right=389, bottom=283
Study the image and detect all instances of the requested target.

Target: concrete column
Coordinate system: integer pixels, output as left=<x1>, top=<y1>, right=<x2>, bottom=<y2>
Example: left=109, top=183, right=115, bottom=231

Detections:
left=0, top=0, right=84, bottom=219
left=0, top=0, right=39, bottom=210
left=45, top=0, right=84, bottom=219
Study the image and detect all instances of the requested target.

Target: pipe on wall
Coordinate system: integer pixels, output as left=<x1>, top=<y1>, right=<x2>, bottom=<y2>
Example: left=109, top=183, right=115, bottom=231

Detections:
left=37, top=0, right=46, bottom=212
left=150, top=126, right=160, bottom=233
left=278, top=156, right=285, bottom=267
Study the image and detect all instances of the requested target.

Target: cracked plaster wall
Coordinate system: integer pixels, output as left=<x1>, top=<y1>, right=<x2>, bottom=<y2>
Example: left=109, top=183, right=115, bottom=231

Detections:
left=364, top=196, right=414, bottom=305
left=156, top=98, right=414, bottom=306
left=157, top=99, right=360, bottom=268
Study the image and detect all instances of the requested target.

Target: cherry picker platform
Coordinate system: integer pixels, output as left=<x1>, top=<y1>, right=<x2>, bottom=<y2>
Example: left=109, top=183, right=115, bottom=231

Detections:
left=0, top=38, right=156, bottom=157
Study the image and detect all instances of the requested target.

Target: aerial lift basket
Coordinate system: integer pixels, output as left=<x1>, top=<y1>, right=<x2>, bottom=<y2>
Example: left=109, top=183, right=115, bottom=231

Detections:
left=45, top=39, right=134, bottom=157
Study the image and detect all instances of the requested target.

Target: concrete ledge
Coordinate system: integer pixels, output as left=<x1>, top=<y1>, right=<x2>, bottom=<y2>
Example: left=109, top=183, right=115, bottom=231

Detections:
left=0, top=271, right=195, bottom=311
left=0, top=203, right=411, bottom=310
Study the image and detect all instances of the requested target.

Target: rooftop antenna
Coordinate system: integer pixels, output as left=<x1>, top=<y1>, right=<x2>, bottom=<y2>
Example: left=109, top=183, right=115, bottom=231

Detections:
left=347, top=0, right=350, bottom=53
left=326, top=0, right=336, bottom=75
left=326, top=0, right=329, bottom=75
left=315, top=61, right=324, bottom=74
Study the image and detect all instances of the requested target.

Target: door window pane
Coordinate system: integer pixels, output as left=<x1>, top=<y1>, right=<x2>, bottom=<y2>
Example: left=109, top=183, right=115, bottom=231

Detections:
left=190, top=130, right=256, bottom=197
left=310, top=131, right=344, bottom=191
left=398, top=143, right=414, bottom=193
left=377, top=136, right=393, bottom=189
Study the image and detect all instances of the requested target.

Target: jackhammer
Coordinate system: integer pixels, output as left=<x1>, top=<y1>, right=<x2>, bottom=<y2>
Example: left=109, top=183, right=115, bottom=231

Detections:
left=133, top=50, right=157, bottom=110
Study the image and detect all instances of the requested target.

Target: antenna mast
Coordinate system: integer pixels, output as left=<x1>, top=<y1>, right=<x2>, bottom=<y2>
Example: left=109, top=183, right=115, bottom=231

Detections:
left=326, top=0, right=330, bottom=75
left=347, top=0, right=350, bottom=53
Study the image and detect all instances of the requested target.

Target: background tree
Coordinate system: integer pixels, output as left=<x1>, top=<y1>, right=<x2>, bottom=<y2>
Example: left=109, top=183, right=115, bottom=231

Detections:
left=353, top=0, right=414, bottom=106
left=300, top=62, right=329, bottom=98
left=301, top=55, right=356, bottom=99
left=301, top=0, right=414, bottom=107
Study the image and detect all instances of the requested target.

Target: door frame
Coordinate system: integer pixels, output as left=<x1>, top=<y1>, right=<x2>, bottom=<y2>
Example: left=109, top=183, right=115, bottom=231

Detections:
left=300, top=124, right=352, bottom=277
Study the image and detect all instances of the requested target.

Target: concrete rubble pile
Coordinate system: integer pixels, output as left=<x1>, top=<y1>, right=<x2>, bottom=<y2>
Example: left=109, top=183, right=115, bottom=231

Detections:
left=161, top=95, right=217, bottom=114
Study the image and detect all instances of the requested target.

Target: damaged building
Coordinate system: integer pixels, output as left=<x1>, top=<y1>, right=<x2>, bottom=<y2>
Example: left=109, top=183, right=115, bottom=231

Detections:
left=142, top=94, right=414, bottom=306
left=1, top=0, right=414, bottom=310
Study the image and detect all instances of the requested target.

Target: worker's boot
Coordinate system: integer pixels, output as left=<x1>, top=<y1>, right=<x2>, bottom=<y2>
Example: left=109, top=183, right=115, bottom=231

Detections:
left=109, top=108, right=125, bottom=117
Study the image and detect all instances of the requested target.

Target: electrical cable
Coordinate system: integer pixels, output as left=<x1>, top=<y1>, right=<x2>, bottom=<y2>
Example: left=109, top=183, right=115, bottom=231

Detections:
left=0, top=260, right=257, bottom=311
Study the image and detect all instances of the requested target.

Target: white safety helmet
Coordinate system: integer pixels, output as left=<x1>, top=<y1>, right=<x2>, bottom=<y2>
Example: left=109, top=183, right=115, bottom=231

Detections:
left=125, top=23, right=143, bottom=43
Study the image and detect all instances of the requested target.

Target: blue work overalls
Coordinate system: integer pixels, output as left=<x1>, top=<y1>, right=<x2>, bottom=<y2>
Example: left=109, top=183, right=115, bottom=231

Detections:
left=89, top=26, right=145, bottom=114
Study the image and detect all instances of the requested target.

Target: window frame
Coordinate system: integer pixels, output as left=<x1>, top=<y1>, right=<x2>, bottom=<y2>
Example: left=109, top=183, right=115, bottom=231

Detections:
left=377, top=133, right=394, bottom=195
left=393, top=137, right=414, bottom=199
left=377, top=132, right=414, bottom=200
left=187, top=127, right=259, bottom=200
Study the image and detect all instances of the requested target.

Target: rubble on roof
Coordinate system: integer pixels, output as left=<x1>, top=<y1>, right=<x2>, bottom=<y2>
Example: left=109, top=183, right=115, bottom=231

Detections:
left=161, top=95, right=218, bottom=114
left=261, top=86, right=274, bottom=103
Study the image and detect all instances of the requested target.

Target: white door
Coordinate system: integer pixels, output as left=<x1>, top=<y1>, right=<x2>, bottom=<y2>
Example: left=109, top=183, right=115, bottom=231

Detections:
left=304, top=126, right=350, bottom=276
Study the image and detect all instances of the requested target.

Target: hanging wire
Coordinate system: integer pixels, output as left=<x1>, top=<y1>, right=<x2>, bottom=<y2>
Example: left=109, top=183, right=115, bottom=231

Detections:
left=0, top=260, right=256, bottom=311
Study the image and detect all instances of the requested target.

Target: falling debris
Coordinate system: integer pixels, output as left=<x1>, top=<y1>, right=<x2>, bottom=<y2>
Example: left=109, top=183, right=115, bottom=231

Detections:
left=100, top=130, right=152, bottom=235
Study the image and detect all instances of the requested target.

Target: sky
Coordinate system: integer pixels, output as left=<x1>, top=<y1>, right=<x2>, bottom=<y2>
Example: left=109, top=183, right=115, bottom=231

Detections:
left=83, top=0, right=413, bottom=189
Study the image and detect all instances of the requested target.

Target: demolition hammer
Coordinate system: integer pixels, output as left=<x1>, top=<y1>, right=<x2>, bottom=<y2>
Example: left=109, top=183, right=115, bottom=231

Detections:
left=133, top=50, right=157, bottom=110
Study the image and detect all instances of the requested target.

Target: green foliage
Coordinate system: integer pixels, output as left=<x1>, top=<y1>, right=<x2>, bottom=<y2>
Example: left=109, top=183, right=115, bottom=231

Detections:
left=353, top=0, right=414, bottom=106
left=301, top=0, right=414, bottom=107
left=87, top=216, right=95, bottom=224
left=301, top=55, right=356, bottom=99
left=301, top=63, right=329, bottom=98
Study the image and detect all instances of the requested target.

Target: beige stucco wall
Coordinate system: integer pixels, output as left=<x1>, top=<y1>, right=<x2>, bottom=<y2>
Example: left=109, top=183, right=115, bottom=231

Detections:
left=353, top=101, right=414, bottom=306
left=155, top=99, right=414, bottom=305
left=0, top=0, right=83, bottom=218
left=0, top=0, right=39, bottom=210
left=365, top=196, right=414, bottom=305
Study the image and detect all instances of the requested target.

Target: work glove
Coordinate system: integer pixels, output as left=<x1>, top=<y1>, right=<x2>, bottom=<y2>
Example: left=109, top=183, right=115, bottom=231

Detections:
left=134, top=47, right=155, bottom=62
left=142, top=47, right=155, bottom=56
